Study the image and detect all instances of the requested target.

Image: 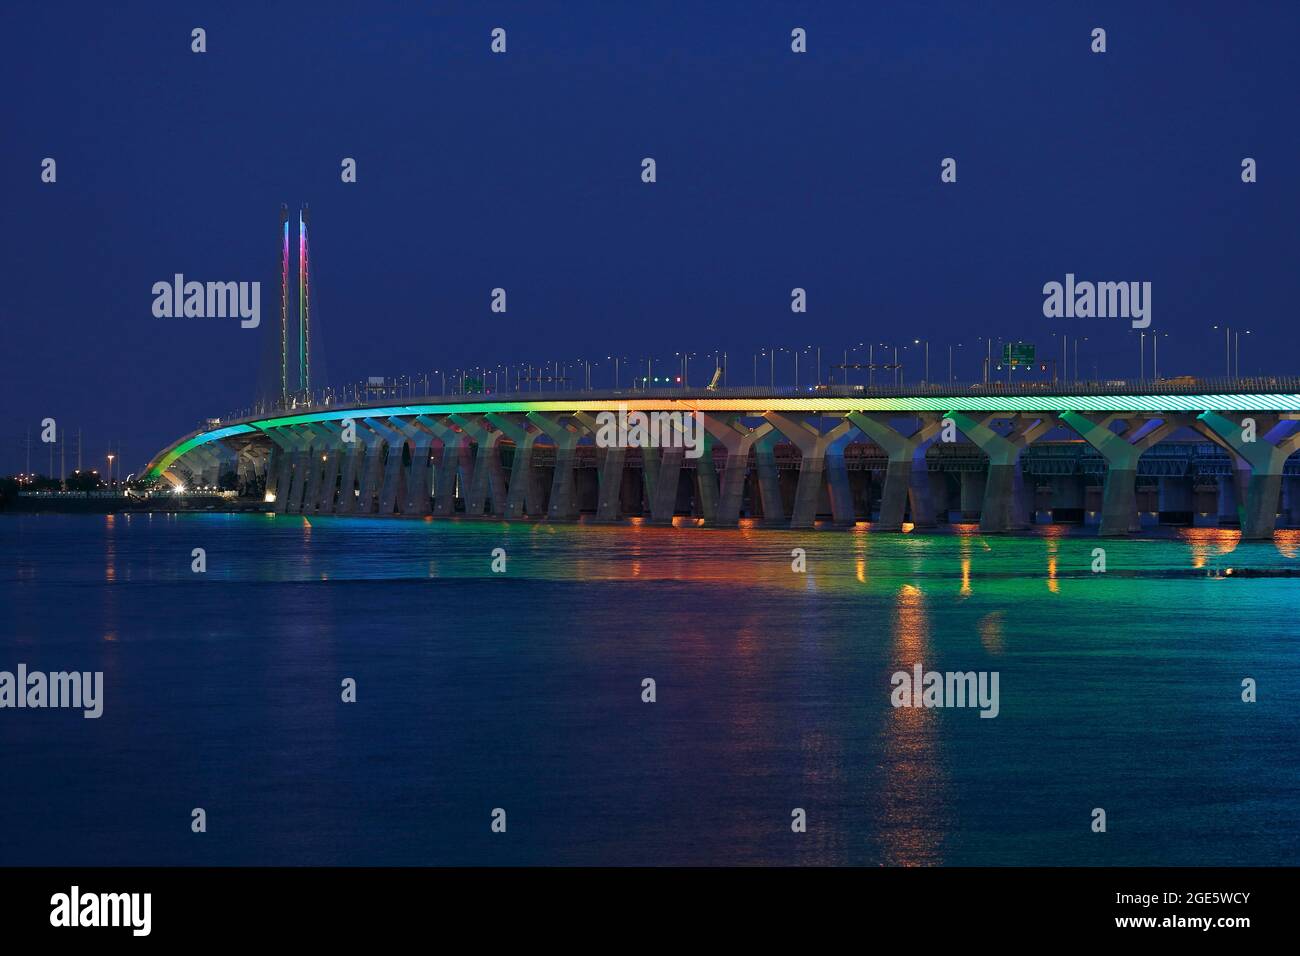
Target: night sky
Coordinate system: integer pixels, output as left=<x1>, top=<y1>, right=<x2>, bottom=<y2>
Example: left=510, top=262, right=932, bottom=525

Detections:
left=3, top=2, right=1298, bottom=474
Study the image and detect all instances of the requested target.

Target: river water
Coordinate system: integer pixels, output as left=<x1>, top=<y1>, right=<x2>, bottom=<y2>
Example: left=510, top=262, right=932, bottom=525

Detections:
left=1, top=513, right=1296, bottom=865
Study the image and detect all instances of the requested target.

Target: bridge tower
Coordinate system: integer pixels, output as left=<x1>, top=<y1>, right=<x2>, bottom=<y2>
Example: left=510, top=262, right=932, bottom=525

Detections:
left=279, top=204, right=290, bottom=407
left=299, top=204, right=312, bottom=398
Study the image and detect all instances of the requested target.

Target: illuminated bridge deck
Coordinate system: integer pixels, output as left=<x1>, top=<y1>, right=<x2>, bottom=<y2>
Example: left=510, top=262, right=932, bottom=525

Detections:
left=145, top=382, right=1300, bottom=538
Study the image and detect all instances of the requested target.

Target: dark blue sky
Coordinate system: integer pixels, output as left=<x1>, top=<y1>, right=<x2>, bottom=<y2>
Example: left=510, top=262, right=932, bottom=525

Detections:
left=3, top=1, right=1297, bottom=473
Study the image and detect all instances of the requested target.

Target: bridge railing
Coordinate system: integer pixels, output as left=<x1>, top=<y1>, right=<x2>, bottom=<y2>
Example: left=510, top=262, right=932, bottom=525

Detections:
left=213, top=376, right=1300, bottom=425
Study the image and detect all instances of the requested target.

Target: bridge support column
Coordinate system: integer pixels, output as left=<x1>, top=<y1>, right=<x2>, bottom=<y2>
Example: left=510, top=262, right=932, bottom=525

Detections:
left=451, top=415, right=507, bottom=517
left=485, top=413, right=544, bottom=518
left=701, top=416, right=773, bottom=527
left=651, top=447, right=684, bottom=523
left=947, top=413, right=1057, bottom=533
left=691, top=429, right=719, bottom=522
left=848, top=413, right=944, bottom=531
left=374, top=417, right=417, bottom=515
left=572, top=412, right=628, bottom=523
left=764, top=413, right=858, bottom=528
left=416, top=417, right=460, bottom=516
left=639, top=445, right=659, bottom=517
left=358, top=418, right=402, bottom=515
left=528, top=413, right=587, bottom=521
left=753, top=429, right=786, bottom=525
left=334, top=428, right=365, bottom=514
left=351, top=421, right=388, bottom=514
left=594, top=446, right=627, bottom=522
left=315, top=430, right=344, bottom=513
left=279, top=426, right=314, bottom=514
left=1194, top=413, right=1300, bottom=539
left=263, top=428, right=302, bottom=511
left=234, top=444, right=263, bottom=496
left=304, top=423, right=344, bottom=513
left=1061, top=413, right=1187, bottom=536
left=256, top=444, right=279, bottom=501
left=300, top=429, right=327, bottom=514
left=388, top=418, right=437, bottom=515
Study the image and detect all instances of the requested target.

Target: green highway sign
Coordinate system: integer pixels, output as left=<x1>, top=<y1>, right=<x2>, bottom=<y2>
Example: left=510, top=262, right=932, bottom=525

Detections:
left=1002, top=342, right=1036, bottom=366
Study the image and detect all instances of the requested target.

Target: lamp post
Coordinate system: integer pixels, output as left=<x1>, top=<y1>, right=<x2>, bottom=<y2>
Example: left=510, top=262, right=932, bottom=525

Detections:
left=913, top=339, right=929, bottom=384
left=1212, top=325, right=1230, bottom=378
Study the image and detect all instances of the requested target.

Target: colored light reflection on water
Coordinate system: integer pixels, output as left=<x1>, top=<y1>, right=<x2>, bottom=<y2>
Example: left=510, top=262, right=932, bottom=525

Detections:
left=1, top=513, right=1297, bottom=866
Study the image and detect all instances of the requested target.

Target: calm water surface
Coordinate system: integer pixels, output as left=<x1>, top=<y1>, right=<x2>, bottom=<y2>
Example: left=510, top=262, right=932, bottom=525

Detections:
left=1, top=512, right=1297, bottom=865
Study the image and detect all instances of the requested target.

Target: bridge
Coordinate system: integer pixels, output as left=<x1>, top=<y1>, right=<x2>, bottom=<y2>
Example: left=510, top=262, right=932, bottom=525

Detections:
left=143, top=381, right=1300, bottom=539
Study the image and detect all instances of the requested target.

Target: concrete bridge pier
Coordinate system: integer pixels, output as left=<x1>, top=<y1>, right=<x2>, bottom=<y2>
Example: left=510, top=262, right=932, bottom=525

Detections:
left=264, top=427, right=300, bottom=511
left=764, top=413, right=857, bottom=528
left=649, top=446, right=684, bottom=524
left=316, top=424, right=348, bottom=512
left=948, top=412, right=1056, bottom=533
left=451, top=415, right=507, bottom=517
left=1195, top=412, right=1300, bottom=539
left=334, top=430, right=365, bottom=514
left=261, top=443, right=282, bottom=503
left=357, top=418, right=400, bottom=514
left=391, top=417, right=436, bottom=515
left=702, top=416, right=773, bottom=527
left=752, top=429, right=786, bottom=526
left=412, top=416, right=467, bottom=517
left=279, top=426, right=315, bottom=514
left=485, top=413, right=544, bottom=519
left=639, top=445, right=660, bottom=517
left=304, top=422, right=343, bottom=513
left=571, top=412, right=628, bottom=523
left=849, top=413, right=943, bottom=530
left=1061, top=413, right=1186, bottom=536
left=367, top=417, right=411, bottom=515
left=689, top=426, right=719, bottom=523
left=594, top=445, right=627, bottom=522
left=528, top=412, right=586, bottom=521
left=235, top=443, right=265, bottom=497
left=395, top=416, right=436, bottom=512
left=349, top=421, right=386, bottom=514
left=380, top=418, right=424, bottom=515
left=300, top=426, right=328, bottom=513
